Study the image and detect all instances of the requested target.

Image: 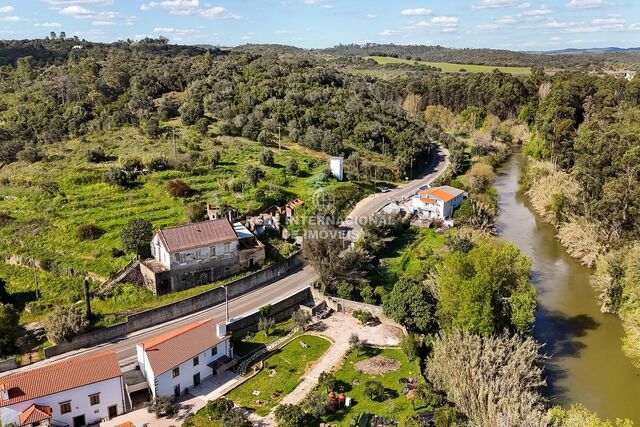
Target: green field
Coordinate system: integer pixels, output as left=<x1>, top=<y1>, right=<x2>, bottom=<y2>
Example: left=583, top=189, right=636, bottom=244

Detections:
left=321, top=347, right=423, bottom=426
left=227, top=335, right=331, bottom=416
left=366, top=56, right=531, bottom=74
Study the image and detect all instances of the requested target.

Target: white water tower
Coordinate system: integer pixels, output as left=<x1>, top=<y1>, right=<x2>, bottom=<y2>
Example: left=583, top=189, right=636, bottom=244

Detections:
left=330, top=157, right=344, bottom=181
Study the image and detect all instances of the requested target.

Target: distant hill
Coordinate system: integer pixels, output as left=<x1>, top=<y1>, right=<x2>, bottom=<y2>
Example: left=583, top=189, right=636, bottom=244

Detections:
left=538, top=47, right=640, bottom=55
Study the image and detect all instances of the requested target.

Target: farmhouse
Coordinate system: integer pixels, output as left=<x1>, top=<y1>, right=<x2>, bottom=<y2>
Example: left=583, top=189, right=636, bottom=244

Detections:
left=136, top=320, right=233, bottom=399
left=411, top=185, right=465, bottom=219
left=140, top=218, right=265, bottom=295
left=0, top=352, right=124, bottom=427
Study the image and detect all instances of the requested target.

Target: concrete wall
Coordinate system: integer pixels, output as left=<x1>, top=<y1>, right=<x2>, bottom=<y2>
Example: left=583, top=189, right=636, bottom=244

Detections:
left=44, top=252, right=304, bottom=359
left=0, top=357, right=17, bottom=373
left=312, top=289, right=402, bottom=328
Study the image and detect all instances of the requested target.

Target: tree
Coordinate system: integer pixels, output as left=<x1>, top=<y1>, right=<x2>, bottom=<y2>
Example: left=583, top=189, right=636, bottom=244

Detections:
left=348, top=333, right=367, bottom=355
left=245, top=165, right=265, bottom=186
left=427, top=331, right=548, bottom=427
left=258, top=317, right=275, bottom=336
left=204, top=398, right=234, bottom=420
left=187, top=204, right=207, bottom=223
left=145, top=116, right=162, bottom=140
left=76, top=223, right=105, bottom=241
left=179, top=100, right=204, bottom=125
left=363, top=380, right=386, bottom=401
left=121, top=218, right=153, bottom=257
left=400, top=334, right=419, bottom=362
left=286, top=158, right=299, bottom=176
left=352, top=309, right=374, bottom=325
left=436, top=242, right=536, bottom=336
left=461, top=106, right=486, bottom=130
left=260, top=149, right=275, bottom=167
left=86, top=147, right=107, bottom=163
left=147, top=156, right=169, bottom=171
left=303, top=391, right=328, bottom=418
left=167, top=179, right=193, bottom=197
left=147, top=396, right=176, bottom=418
left=221, top=408, right=252, bottom=427
left=0, top=278, right=9, bottom=304
left=383, top=279, right=437, bottom=333
left=44, top=305, right=88, bottom=344
left=292, top=309, right=312, bottom=330
left=0, top=303, right=20, bottom=356
left=467, top=162, right=495, bottom=194
left=195, top=117, right=210, bottom=135
left=318, top=371, right=337, bottom=393
left=548, top=404, right=633, bottom=427
left=121, top=158, right=144, bottom=173
left=102, top=168, right=132, bottom=187
left=274, top=403, right=306, bottom=427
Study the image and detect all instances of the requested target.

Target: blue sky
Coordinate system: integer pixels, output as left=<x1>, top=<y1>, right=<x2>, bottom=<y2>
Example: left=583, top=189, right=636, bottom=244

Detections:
left=0, top=0, right=639, bottom=50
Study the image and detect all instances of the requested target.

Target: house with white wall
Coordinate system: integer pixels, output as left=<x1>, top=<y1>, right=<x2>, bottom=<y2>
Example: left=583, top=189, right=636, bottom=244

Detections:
left=136, top=319, right=233, bottom=399
left=411, top=185, right=465, bottom=219
left=0, top=352, right=124, bottom=427
left=140, top=218, right=265, bottom=295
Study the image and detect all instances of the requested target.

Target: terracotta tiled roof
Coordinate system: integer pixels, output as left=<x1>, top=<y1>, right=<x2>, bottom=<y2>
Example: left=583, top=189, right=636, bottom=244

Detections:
left=0, top=352, right=121, bottom=407
left=141, top=319, right=228, bottom=375
left=419, top=197, right=438, bottom=204
left=157, top=218, right=237, bottom=253
left=19, top=404, right=52, bottom=426
left=418, top=187, right=461, bottom=203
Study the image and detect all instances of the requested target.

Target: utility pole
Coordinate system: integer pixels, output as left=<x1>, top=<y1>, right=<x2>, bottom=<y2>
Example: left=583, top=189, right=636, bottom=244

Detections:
left=225, top=285, right=230, bottom=323
left=410, top=156, right=414, bottom=180
left=172, top=128, right=177, bottom=161
left=32, top=259, right=39, bottom=300
left=278, top=126, right=282, bottom=155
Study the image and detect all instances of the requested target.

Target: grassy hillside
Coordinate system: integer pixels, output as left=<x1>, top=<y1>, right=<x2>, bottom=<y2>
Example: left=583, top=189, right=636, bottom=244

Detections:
left=366, top=56, right=531, bottom=74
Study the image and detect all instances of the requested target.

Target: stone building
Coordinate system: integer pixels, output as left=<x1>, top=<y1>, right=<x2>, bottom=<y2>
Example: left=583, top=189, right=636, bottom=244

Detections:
left=140, top=218, right=265, bottom=295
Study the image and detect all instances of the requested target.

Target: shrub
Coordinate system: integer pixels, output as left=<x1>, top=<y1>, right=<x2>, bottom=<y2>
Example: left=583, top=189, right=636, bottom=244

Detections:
left=147, top=396, right=176, bottom=418
left=304, top=391, right=328, bottom=418
left=274, top=403, right=306, bottom=427
left=110, top=247, right=125, bottom=258
left=121, top=157, right=144, bottom=173
left=317, top=371, right=336, bottom=393
left=86, top=147, right=107, bottom=163
left=102, top=168, right=132, bottom=187
left=179, top=101, right=204, bottom=125
left=245, top=165, right=265, bottom=186
left=348, top=334, right=366, bottom=355
left=167, top=179, right=193, bottom=197
left=557, top=218, right=605, bottom=268
left=186, top=204, right=207, bottom=223
left=467, top=162, right=495, bottom=194
left=400, top=334, right=419, bottom=362
left=286, top=158, right=299, bottom=176
left=76, top=223, right=105, bottom=241
left=363, top=380, right=386, bottom=402
left=147, top=156, right=170, bottom=171
left=44, top=305, right=88, bottom=344
left=258, top=317, right=275, bottom=335
left=292, top=309, right=312, bottom=330
left=0, top=303, right=20, bottom=357
left=17, top=146, right=43, bottom=163
left=121, top=218, right=153, bottom=257
left=352, top=309, right=374, bottom=325
left=204, top=398, right=234, bottom=420
left=195, top=117, right=210, bottom=135
left=260, top=149, right=275, bottom=166
left=222, top=407, right=251, bottom=427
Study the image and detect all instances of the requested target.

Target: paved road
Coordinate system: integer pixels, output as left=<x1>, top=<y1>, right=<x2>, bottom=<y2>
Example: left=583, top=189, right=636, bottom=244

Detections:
left=2, top=144, right=449, bottom=375
left=341, top=144, right=450, bottom=240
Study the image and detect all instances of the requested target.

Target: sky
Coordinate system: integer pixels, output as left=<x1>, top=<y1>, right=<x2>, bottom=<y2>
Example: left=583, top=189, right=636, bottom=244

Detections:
left=0, top=0, right=639, bottom=50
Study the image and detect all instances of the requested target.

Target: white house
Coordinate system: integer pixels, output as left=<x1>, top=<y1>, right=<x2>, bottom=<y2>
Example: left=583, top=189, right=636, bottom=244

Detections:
left=136, top=319, right=234, bottom=399
left=411, top=185, right=465, bottom=219
left=0, top=352, right=124, bottom=427
left=330, top=157, right=344, bottom=181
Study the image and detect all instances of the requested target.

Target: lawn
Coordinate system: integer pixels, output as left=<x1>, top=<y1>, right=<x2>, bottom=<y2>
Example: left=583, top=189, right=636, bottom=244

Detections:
left=366, top=56, right=531, bottom=75
left=227, top=335, right=331, bottom=416
left=321, top=347, right=423, bottom=426
left=232, top=318, right=296, bottom=357
left=369, top=227, right=446, bottom=291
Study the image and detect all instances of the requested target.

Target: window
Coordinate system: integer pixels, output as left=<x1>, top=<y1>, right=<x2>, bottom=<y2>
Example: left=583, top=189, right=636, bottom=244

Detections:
left=224, top=242, right=231, bottom=254
left=212, top=346, right=218, bottom=356
left=89, top=394, right=100, bottom=406
left=59, top=401, right=71, bottom=414
left=193, top=356, right=199, bottom=366
left=172, top=367, right=180, bottom=378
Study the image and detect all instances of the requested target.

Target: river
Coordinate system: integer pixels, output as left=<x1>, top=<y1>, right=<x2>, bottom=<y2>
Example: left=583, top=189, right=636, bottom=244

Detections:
left=494, top=150, right=640, bottom=422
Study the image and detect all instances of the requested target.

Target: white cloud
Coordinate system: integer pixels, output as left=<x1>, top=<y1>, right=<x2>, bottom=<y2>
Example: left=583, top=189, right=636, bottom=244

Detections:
left=140, top=0, right=198, bottom=11
left=592, top=17, right=624, bottom=24
left=545, top=20, right=576, bottom=28
left=36, top=22, right=63, bottom=27
left=567, top=0, right=610, bottom=9
left=523, top=6, right=553, bottom=16
left=496, top=16, right=520, bottom=24
left=0, top=16, right=20, bottom=22
left=517, top=2, right=531, bottom=8
left=473, top=0, right=518, bottom=9
left=92, top=20, right=115, bottom=25
left=550, top=36, right=561, bottom=41
left=378, top=29, right=397, bottom=36
left=303, top=0, right=333, bottom=9
left=401, top=8, right=432, bottom=16
left=141, top=0, right=240, bottom=18
left=630, top=23, right=640, bottom=30
left=477, top=23, right=501, bottom=30
left=366, top=14, right=376, bottom=18
left=0, top=6, right=15, bottom=13
left=153, top=27, right=195, bottom=34
left=44, top=0, right=113, bottom=4
left=60, top=5, right=95, bottom=16
left=431, top=16, right=459, bottom=26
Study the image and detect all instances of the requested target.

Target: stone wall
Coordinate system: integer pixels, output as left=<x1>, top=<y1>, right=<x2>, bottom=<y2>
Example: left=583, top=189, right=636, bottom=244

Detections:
left=0, top=357, right=17, bottom=373
left=311, top=289, right=404, bottom=329
left=44, top=252, right=304, bottom=359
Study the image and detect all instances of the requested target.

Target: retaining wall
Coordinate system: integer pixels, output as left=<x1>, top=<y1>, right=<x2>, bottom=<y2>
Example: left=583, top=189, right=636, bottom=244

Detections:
left=44, top=252, right=304, bottom=358
left=311, top=289, right=404, bottom=329
left=0, top=357, right=17, bottom=373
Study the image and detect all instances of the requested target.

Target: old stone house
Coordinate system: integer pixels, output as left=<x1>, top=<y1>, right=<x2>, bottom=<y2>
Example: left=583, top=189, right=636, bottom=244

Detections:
left=140, top=218, right=265, bottom=295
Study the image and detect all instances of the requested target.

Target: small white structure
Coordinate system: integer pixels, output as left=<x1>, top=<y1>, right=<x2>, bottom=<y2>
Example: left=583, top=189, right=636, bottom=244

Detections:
left=137, top=319, right=234, bottom=399
left=0, top=352, right=124, bottom=427
left=330, top=157, right=344, bottom=181
left=72, top=45, right=83, bottom=50
left=411, top=185, right=465, bottom=219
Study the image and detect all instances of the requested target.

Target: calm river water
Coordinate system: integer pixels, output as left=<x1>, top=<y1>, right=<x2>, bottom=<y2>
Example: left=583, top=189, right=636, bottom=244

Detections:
left=494, top=150, right=640, bottom=422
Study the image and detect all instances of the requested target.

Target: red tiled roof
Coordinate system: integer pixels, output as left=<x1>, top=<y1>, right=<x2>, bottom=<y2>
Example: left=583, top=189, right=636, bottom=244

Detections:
left=0, top=352, right=121, bottom=407
left=141, top=319, right=228, bottom=375
left=419, top=197, right=438, bottom=204
left=157, top=218, right=237, bottom=253
left=418, top=188, right=456, bottom=203
left=19, top=404, right=52, bottom=426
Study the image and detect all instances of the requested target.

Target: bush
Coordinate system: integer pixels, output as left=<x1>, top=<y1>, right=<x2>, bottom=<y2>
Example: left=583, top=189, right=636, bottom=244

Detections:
left=222, top=407, right=251, bottom=427
left=195, top=117, right=210, bottom=135
left=245, top=165, right=265, bottom=186
left=86, top=147, right=107, bottom=163
left=260, top=149, right=275, bottom=167
left=121, top=157, right=144, bottom=173
left=204, top=398, right=234, bottom=420
left=363, top=380, right=386, bottom=402
left=179, top=101, right=204, bottom=125
left=121, top=218, right=153, bottom=257
left=0, top=303, right=20, bottom=357
left=102, top=168, right=133, bottom=187
left=167, top=179, right=193, bottom=197
left=292, top=309, right=312, bottom=330
left=318, top=371, right=336, bottom=393
left=147, top=396, right=176, bottom=418
left=400, top=334, right=419, bottom=362
left=186, top=204, right=207, bottom=223
left=76, top=223, right=105, bottom=241
left=147, top=156, right=170, bottom=171
left=286, top=158, right=299, bottom=176
left=274, top=403, right=306, bottom=427
left=467, top=162, right=495, bottom=194
left=44, top=305, right=88, bottom=345
left=352, top=309, right=374, bottom=325
left=18, top=146, right=43, bottom=163
left=110, top=247, right=125, bottom=258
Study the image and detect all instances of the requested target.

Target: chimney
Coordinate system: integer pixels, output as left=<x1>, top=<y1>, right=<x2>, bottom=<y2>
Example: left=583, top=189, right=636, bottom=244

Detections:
left=0, top=384, right=8, bottom=401
left=83, top=279, right=92, bottom=320
left=216, top=322, right=227, bottom=338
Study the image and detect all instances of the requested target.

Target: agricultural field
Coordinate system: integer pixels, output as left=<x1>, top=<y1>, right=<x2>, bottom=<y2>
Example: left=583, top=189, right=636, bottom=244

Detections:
left=321, top=347, right=423, bottom=426
left=365, top=56, right=531, bottom=74
left=226, top=335, right=331, bottom=416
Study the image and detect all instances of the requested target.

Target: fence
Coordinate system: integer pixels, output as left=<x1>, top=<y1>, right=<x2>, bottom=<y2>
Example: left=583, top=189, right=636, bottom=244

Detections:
left=43, top=251, right=304, bottom=358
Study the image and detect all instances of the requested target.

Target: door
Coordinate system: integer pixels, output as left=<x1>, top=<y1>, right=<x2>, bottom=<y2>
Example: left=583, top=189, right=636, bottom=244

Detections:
left=174, top=384, right=181, bottom=397
left=108, top=405, right=118, bottom=418
left=73, top=415, right=86, bottom=427
left=193, top=372, right=201, bottom=387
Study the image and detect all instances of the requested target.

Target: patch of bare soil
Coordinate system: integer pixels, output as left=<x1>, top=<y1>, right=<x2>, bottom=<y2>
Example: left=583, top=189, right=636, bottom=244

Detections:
left=354, top=355, right=401, bottom=375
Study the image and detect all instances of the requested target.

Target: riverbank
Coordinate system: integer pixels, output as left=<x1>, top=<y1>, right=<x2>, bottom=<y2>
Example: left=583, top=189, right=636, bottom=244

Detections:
left=495, top=150, right=640, bottom=422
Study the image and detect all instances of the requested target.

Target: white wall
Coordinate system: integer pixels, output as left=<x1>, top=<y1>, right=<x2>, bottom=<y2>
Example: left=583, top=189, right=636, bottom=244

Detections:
left=330, top=158, right=343, bottom=181
left=152, top=236, right=239, bottom=270
left=0, top=377, right=124, bottom=427
left=152, top=339, right=230, bottom=398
